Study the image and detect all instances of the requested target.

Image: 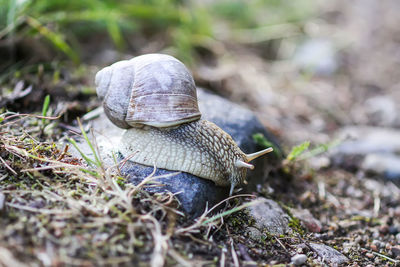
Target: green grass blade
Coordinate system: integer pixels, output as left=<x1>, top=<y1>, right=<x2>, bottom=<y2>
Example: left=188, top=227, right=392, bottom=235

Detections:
left=67, top=137, right=97, bottom=167
left=202, top=199, right=262, bottom=225
left=106, top=18, right=124, bottom=50
left=41, top=94, right=50, bottom=124
left=286, top=141, right=310, bottom=162
left=252, top=133, right=282, bottom=158
left=76, top=118, right=102, bottom=168
left=26, top=16, right=79, bottom=64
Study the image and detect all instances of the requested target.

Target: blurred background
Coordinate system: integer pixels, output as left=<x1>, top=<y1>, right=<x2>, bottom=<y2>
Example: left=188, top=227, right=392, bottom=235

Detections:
left=1, top=0, right=400, bottom=148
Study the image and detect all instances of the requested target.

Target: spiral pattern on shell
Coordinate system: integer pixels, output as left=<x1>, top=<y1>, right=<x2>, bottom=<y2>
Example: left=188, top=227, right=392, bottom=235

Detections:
left=95, top=54, right=201, bottom=129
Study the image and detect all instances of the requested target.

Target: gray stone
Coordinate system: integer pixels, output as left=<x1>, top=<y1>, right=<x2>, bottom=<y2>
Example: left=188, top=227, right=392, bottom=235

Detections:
left=246, top=226, right=263, bottom=242
left=396, top=233, right=400, bottom=243
left=334, top=126, right=400, bottom=155
left=361, top=153, right=400, bottom=180
left=309, top=243, right=348, bottom=266
left=293, top=38, right=338, bottom=75
left=69, top=88, right=280, bottom=218
left=245, top=198, right=290, bottom=235
left=291, top=254, right=307, bottom=265
left=119, top=160, right=229, bottom=218
left=291, top=208, right=322, bottom=233
left=364, top=95, right=397, bottom=127
left=332, top=126, right=400, bottom=182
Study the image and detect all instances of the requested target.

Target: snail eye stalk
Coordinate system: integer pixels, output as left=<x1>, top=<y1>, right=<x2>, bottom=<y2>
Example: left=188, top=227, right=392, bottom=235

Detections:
left=245, top=147, right=273, bottom=162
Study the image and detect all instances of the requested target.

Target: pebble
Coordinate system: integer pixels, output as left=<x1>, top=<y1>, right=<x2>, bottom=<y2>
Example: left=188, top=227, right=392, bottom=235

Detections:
left=342, top=242, right=352, bottom=254
left=371, top=240, right=382, bottom=249
left=245, top=198, right=290, bottom=235
left=291, top=208, right=322, bottom=233
left=309, top=243, right=349, bottom=266
left=0, top=193, right=5, bottom=210
left=364, top=95, right=397, bottom=127
left=378, top=225, right=389, bottom=234
left=291, top=254, right=307, bottom=265
left=388, top=226, right=399, bottom=235
left=246, top=226, right=263, bottom=242
left=392, top=246, right=400, bottom=258
left=396, top=233, right=400, bottom=243
left=365, top=252, right=374, bottom=259
left=369, top=244, right=378, bottom=252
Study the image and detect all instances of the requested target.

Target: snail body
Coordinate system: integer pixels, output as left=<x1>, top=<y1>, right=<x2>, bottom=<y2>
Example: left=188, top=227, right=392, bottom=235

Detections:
left=95, top=54, right=272, bottom=195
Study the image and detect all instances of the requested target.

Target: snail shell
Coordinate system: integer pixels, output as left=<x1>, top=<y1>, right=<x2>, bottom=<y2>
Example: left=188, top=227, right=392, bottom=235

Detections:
left=95, top=54, right=201, bottom=128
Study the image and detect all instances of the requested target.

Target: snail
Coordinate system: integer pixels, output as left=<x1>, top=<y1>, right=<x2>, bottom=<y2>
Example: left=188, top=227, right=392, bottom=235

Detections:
left=95, top=53, right=273, bottom=195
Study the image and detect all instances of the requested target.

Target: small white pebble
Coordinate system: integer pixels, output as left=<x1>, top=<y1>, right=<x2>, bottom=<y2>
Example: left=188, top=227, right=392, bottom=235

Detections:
left=291, top=254, right=307, bottom=265
left=0, top=192, right=5, bottom=210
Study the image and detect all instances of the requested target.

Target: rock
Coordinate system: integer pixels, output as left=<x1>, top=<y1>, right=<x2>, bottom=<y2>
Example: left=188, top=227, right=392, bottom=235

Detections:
left=392, top=246, right=400, bottom=259
left=371, top=240, right=383, bottom=250
left=246, top=226, right=263, bottom=242
left=334, top=126, right=400, bottom=155
left=342, top=242, right=354, bottom=254
left=388, top=226, right=399, bottom=235
left=365, top=252, right=374, bottom=259
left=293, top=38, right=338, bottom=76
left=309, top=243, right=349, bottom=266
left=364, top=95, right=397, bottom=127
left=291, top=254, right=307, bottom=265
left=331, top=126, right=400, bottom=182
left=361, top=153, right=400, bottom=181
left=69, top=88, right=280, bottom=218
left=245, top=198, right=290, bottom=235
left=119, top=159, right=229, bottom=218
left=291, top=208, right=322, bottom=233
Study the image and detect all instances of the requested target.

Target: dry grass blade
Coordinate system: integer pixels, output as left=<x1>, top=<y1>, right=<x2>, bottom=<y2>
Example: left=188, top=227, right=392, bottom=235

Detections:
left=5, top=202, right=76, bottom=215
left=0, top=247, right=28, bottom=267
left=0, top=156, right=17, bottom=175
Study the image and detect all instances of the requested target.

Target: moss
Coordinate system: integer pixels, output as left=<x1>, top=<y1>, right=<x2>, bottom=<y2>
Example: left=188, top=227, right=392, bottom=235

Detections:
left=288, top=216, right=305, bottom=236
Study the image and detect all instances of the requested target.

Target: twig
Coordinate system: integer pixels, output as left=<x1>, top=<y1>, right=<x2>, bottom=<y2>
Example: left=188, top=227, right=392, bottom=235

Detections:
left=167, top=248, right=192, bottom=267
left=6, top=202, right=76, bottom=215
left=372, top=251, right=399, bottom=264
left=56, top=144, right=69, bottom=161
left=0, top=156, right=17, bottom=175
left=274, top=236, right=288, bottom=252
left=230, top=239, right=239, bottom=267
left=220, top=247, right=226, bottom=267
left=21, top=164, right=83, bottom=172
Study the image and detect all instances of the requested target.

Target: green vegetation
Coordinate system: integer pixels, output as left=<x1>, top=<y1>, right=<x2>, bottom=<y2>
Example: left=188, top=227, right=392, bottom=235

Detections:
left=0, top=114, right=261, bottom=265
left=286, top=141, right=310, bottom=162
left=0, top=0, right=315, bottom=71
left=253, top=133, right=283, bottom=158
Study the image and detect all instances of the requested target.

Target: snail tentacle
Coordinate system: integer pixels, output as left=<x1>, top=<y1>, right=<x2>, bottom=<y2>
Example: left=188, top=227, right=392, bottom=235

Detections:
left=235, top=160, right=254, bottom=169
left=245, top=147, right=273, bottom=162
